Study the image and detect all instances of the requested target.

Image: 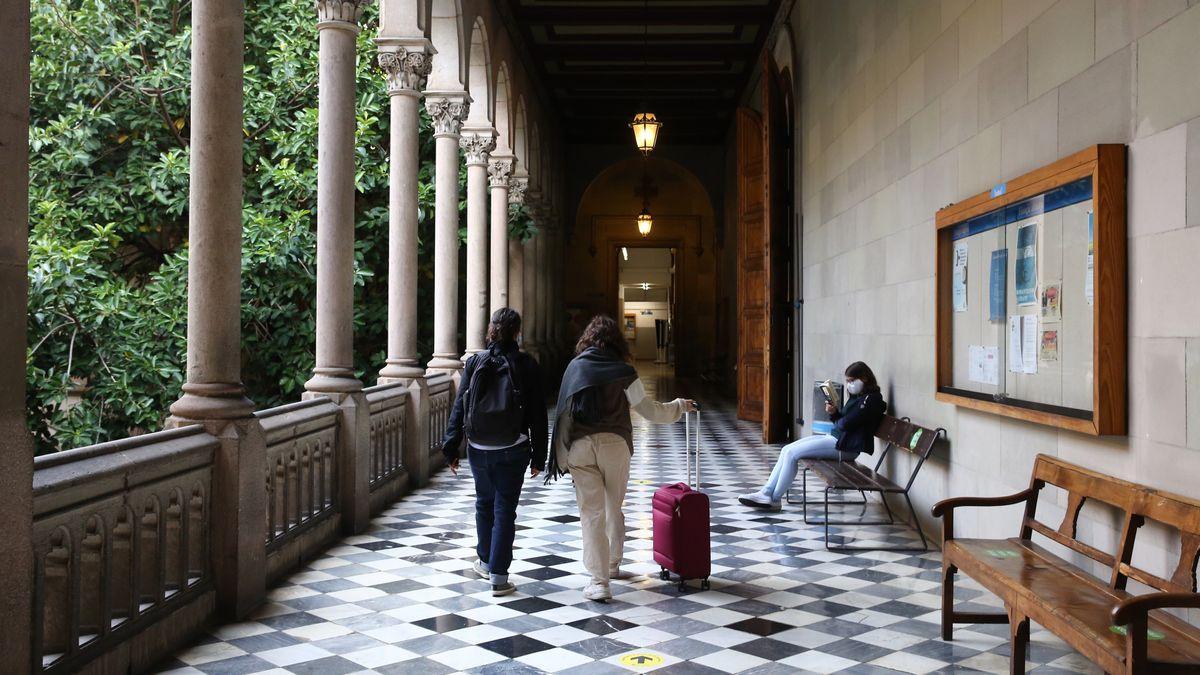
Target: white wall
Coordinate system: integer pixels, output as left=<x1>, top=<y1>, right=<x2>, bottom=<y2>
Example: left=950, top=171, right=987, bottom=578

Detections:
left=624, top=301, right=670, bottom=360
left=793, top=0, right=1200, bottom=584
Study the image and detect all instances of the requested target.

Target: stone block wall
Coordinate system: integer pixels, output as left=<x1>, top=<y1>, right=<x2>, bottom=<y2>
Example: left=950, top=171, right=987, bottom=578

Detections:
left=791, top=0, right=1200, bottom=571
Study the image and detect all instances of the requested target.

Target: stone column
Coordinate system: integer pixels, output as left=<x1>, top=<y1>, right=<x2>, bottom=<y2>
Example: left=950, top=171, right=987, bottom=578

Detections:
left=487, top=157, right=513, bottom=313
left=424, top=94, right=470, bottom=375
left=461, top=129, right=495, bottom=357
left=522, top=205, right=539, bottom=359
left=165, top=0, right=266, bottom=618
left=305, top=0, right=372, bottom=536
left=534, top=224, right=549, bottom=352
left=0, top=0, right=33, bottom=661
left=507, top=177, right=528, bottom=316
left=376, top=45, right=431, bottom=383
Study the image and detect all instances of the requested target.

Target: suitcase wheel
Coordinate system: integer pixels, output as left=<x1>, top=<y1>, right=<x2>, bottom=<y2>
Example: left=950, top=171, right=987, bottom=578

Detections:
left=659, top=568, right=670, bottom=581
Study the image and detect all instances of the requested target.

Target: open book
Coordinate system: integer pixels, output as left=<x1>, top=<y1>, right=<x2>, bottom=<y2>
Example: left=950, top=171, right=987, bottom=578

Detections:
left=819, top=380, right=838, bottom=411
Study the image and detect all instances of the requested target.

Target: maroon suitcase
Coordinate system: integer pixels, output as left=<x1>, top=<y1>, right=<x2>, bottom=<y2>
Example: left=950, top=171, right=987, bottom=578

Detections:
left=652, top=408, right=711, bottom=591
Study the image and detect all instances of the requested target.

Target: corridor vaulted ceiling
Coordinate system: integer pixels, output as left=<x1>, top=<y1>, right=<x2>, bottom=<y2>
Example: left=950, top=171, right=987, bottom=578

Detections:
left=504, top=0, right=782, bottom=145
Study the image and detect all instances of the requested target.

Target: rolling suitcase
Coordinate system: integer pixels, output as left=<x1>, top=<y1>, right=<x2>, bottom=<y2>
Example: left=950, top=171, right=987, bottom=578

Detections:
left=652, top=406, right=711, bottom=591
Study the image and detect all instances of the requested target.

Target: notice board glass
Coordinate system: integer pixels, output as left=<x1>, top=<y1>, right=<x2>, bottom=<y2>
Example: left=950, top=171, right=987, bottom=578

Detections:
left=935, top=145, right=1126, bottom=436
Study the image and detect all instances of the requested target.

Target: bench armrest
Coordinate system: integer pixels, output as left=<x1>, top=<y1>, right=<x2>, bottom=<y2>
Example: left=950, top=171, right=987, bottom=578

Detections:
left=931, top=488, right=1035, bottom=541
left=1111, top=592, right=1200, bottom=625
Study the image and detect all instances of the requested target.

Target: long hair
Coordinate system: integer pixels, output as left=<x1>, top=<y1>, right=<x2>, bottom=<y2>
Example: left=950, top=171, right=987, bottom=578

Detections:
left=844, top=361, right=879, bottom=391
left=486, top=307, right=522, bottom=346
left=574, top=314, right=631, bottom=361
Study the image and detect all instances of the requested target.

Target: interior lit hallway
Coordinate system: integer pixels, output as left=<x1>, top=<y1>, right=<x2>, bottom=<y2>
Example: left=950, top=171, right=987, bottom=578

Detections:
left=160, top=369, right=1091, bottom=674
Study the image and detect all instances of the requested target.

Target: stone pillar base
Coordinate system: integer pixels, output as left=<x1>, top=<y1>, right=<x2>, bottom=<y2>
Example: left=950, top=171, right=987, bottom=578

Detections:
left=302, top=390, right=371, bottom=534
left=165, top=414, right=267, bottom=619
left=378, top=358, right=425, bottom=382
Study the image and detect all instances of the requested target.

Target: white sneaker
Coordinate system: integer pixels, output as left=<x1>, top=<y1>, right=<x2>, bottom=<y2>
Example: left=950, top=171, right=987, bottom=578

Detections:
left=738, top=491, right=772, bottom=507
left=583, top=583, right=612, bottom=602
left=472, top=559, right=489, bottom=580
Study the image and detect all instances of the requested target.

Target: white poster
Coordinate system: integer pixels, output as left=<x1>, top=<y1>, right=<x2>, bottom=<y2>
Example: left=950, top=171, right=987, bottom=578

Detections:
left=1008, top=316, right=1023, bottom=373
left=968, top=345, right=999, bottom=386
left=953, top=242, right=968, bottom=312
left=1085, top=211, right=1094, bottom=306
left=1022, top=315, right=1039, bottom=374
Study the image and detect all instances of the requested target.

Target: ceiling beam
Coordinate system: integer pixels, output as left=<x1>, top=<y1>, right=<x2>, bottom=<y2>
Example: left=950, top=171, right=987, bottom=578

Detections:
left=512, top=5, right=774, bottom=24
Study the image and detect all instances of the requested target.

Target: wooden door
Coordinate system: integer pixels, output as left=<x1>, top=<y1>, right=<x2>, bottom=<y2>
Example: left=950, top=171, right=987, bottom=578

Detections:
left=736, top=107, right=766, bottom=424
left=762, top=53, right=790, bottom=443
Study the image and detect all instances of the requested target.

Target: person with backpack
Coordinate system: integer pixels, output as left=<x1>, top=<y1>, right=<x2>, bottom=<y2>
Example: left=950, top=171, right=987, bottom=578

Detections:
left=546, top=315, right=696, bottom=602
left=442, top=308, right=546, bottom=597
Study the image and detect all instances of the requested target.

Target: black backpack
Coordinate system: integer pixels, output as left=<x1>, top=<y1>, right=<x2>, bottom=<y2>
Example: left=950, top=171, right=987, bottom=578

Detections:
left=464, top=352, right=525, bottom=447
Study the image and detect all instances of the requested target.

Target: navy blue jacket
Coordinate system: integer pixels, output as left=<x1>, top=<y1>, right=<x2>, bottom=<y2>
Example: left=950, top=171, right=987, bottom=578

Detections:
left=829, top=388, right=886, bottom=455
left=441, top=341, right=548, bottom=470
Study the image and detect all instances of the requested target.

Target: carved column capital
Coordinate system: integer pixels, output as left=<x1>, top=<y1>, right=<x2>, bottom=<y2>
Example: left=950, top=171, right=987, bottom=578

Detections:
left=377, top=47, right=432, bottom=95
left=425, top=95, right=470, bottom=138
left=460, top=130, right=496, bottom=167
left=508, top=177, right=528, bottom=205
left=316, top=0, right=372, bottom=31
left=487, top=157, right=514, bottom=188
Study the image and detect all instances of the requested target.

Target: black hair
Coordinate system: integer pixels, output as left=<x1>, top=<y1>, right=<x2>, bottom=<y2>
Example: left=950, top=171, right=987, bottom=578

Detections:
left=486, top=307, right=522, bottom=345
left=844, top=361, right=880, bottom=391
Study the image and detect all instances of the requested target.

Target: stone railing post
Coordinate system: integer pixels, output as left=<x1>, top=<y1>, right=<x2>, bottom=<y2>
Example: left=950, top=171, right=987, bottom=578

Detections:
left=424, top=93, right=470, bottom=381
left=165, top=0, right=266, bottom=619
left=0, top=0, right=33, bottom=661
left=403, top=379, right=431, bottom=486
left=304, top=0, right=373, bottom=537
left=487, top=157, right=514, bottom=313
left=461, top=129, right=495, bottom=358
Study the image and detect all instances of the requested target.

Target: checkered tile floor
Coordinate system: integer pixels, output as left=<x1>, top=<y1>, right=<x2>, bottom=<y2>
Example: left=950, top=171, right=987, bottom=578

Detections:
left=160, top=367, right=1099, bottom=674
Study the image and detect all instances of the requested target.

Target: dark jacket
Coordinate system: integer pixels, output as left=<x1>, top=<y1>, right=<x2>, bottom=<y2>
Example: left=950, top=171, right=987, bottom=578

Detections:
left=546, top=346, right=638, bottom=481
left=442, top=341, right=548, bottom=470
left=829, top=388, right=886, bottom=455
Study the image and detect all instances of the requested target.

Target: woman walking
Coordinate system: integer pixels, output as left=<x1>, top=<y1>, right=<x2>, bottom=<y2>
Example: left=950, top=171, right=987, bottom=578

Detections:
left=548, top=315, right=696, bottom=602
left=442, top=308, right=546, bottom=596
left=739, top=361, right=886, bottom=511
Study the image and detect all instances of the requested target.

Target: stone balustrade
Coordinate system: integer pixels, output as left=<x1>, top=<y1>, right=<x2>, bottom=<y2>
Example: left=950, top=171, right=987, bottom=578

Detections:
left=26, top=378, right=453, bottom=672
left=31, top=427, right=218, bottom=674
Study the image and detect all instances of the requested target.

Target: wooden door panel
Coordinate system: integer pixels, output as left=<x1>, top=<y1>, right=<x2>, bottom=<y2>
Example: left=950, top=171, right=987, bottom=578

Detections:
left=762, top=53, right=790, bottom=443
left=736, top=106, right=765, bottom=423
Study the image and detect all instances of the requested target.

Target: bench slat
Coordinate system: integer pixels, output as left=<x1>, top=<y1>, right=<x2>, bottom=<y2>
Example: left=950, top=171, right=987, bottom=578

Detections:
left=803, top=459, right=902, bottom=493
left=1026, top=518, right=1117, bottom=569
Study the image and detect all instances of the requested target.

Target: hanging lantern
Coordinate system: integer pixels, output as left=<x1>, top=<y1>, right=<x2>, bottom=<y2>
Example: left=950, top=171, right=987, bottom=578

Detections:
left=629, top=111, right=662, bottom=154
left=636, top=206, right=653, bottom=237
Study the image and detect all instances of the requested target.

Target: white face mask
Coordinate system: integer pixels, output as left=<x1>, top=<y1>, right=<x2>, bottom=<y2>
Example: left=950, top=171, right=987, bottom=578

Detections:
left=516, top=333, right=523, bottom=347
left=845, top=379, right=864, bottom=396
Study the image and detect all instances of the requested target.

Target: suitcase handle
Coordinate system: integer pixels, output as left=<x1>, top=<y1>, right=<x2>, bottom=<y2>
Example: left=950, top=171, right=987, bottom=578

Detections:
left=684, top=406, right=701, bottom=489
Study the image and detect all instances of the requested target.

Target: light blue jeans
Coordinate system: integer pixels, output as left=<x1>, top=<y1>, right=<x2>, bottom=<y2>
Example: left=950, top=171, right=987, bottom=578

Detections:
left=760, top=435, right=858, bottom=501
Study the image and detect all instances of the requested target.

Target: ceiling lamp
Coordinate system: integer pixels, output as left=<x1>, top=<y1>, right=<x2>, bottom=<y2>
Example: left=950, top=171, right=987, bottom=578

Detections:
left=630, top=111, right=661, bottom=155
left=636, top=206, right=653, bottom=237
left=640, top=282, right=651, bottom=291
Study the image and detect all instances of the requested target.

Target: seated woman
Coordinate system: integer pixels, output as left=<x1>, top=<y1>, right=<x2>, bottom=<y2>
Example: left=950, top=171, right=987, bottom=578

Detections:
left=739, top=361, right=886, bottom=510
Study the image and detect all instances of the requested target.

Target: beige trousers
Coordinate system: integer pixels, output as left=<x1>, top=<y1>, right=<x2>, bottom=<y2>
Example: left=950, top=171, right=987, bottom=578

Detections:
left=567, top=432, right=632, bottom=585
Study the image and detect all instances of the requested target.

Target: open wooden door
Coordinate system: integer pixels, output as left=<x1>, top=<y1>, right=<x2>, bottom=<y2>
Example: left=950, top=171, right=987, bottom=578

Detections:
left=735, top=107, right=766, bottom=424
left=762, top=53, right=791, bottom=443
left=736, top=54, right=791, bottom=442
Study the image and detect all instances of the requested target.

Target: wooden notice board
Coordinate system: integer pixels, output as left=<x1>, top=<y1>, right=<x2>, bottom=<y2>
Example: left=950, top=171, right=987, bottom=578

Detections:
left=934, top=145, right=1126, bottom=436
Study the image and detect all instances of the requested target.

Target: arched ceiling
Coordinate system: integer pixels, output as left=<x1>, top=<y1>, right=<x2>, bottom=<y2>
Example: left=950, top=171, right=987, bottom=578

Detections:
left=505, top=0, right=782, bottom=145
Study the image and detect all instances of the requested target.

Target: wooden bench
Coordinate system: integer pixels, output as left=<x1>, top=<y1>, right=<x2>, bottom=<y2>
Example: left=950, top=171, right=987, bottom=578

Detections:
left=933, top=454, right=1200, bottom=674
left=792, top=415, right=945, bottom=552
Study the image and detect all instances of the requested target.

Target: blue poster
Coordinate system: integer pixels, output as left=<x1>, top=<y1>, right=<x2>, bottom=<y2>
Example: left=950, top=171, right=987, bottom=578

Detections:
left=1014, top=222, right=1038, bottom=306
left=989, top=249, right=1007, bottom=322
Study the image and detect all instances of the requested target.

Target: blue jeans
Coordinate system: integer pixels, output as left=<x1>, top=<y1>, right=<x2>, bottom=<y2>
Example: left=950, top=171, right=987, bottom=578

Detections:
left=760, top=435, right=858, bottom=501
left=468, top=444, right=530, bottom=585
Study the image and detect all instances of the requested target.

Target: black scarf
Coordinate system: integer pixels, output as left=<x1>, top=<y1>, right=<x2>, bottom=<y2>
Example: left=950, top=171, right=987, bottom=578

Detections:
left=546, top=347, right=636, bottom=481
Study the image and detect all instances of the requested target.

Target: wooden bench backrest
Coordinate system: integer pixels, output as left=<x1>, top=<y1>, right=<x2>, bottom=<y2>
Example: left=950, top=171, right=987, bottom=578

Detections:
left=870, top=416, right=945, bottom=493
left=1027, top=454, right=1200, bottom=593
left=874, top=415, right=940, bottom=460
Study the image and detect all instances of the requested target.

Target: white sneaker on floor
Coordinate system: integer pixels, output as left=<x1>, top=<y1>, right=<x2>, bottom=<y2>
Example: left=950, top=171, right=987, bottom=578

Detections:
left=472, top=559, right=489, bottom=580
left=583, top=583, right=612, bottom=602
left=738, top=491, right=773, bottom=507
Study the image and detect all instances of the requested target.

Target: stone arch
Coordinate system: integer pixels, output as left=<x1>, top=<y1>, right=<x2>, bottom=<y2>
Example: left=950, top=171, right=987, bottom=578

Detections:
left=493, top=61, right=513, bottom=155
left=378, top=0, right=430, bottom=39
left=513, top=96, right=528, bottom=177
left=567, top=155, right=719, bottom=373
left=427, top=0, right=466, bottom=91
left=465, top=16, right=492, bottom=126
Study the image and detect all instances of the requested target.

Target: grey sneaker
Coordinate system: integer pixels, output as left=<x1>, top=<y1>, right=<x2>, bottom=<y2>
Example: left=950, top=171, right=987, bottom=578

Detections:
left=492, top=581, right=517, bottom=597
left=583, top=583, right=612, bottom=602
left=472, top=559, right=489, bottom=580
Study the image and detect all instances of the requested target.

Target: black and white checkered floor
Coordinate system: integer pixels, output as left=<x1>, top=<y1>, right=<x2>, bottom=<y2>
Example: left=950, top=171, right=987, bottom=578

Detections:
left=161, top=369, right=1098, bottom=674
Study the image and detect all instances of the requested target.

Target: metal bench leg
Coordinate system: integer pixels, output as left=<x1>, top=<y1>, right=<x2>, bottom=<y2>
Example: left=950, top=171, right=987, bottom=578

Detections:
left=787, top=467, right=807, bottom=506
left=904, top=492, right=929, bottom=551
left=824, top=491, right=934, bottom=553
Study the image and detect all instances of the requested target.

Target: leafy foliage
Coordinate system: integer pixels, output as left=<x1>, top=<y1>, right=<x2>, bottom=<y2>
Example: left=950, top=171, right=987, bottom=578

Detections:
left=26, top=0, right=489, bottom=453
